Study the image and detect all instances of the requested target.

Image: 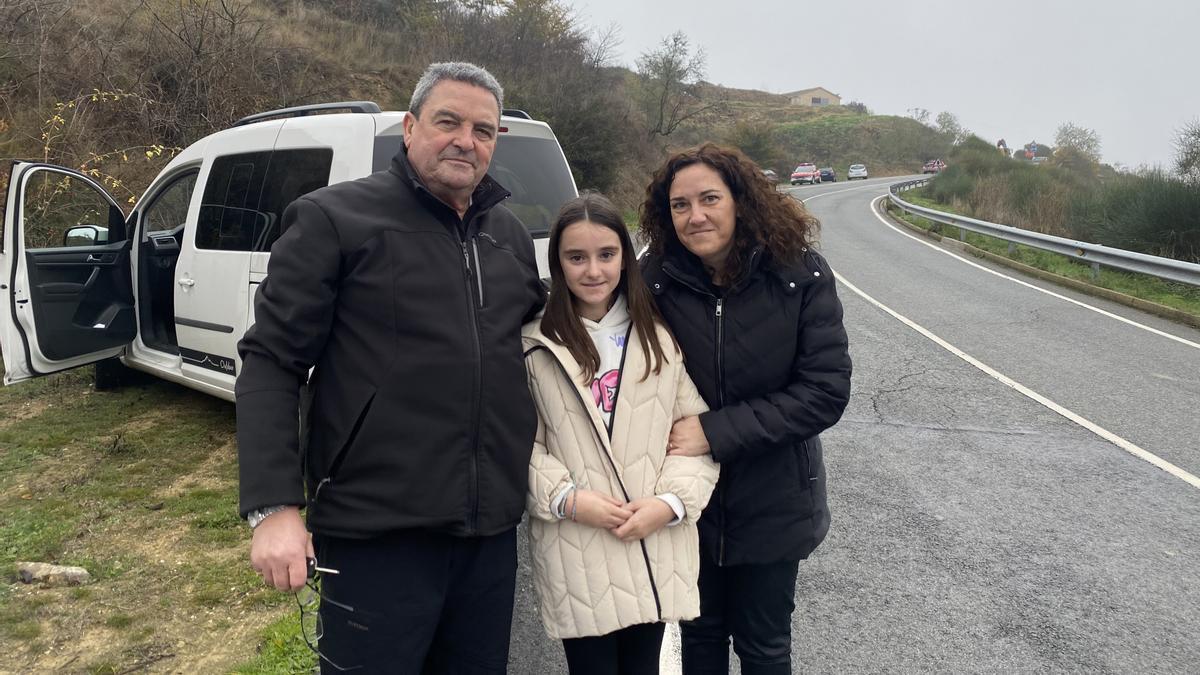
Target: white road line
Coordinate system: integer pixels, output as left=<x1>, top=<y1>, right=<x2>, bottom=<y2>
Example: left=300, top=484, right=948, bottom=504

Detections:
left=835, top=270, right=1200, bottom=490
left=860, top=194, right=1200, bottom=350
left=660, top=623, right=681, bottom=674
left=789, top=181, right=893, bottom=202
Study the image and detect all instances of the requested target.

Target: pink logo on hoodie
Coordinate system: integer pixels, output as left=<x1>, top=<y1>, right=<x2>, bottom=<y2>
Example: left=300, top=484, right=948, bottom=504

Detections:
left=591, top=369, right=620, bottom=413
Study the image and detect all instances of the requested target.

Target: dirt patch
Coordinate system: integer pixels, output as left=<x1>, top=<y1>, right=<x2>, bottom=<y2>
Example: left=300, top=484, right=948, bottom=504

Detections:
left=156, top=441, right=238, bottom=500
left=0, top=399, right=51, bottom=429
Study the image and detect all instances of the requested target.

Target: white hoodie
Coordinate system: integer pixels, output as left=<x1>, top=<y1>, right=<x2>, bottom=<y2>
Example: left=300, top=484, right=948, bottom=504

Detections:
left=551, top=293, right=684, bottom=524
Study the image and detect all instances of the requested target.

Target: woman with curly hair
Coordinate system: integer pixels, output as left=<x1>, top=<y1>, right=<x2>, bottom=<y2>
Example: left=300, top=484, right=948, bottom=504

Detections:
left=639, top=143, right=852, bottom=674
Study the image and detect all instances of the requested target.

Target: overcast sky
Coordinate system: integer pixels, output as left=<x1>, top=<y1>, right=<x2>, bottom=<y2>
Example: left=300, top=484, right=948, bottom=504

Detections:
left=563, top=0, right=1196, bottom=169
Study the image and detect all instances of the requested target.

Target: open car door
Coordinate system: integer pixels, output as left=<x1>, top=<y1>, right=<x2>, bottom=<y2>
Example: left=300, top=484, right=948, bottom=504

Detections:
left=1, top=162, right=136, bottom=384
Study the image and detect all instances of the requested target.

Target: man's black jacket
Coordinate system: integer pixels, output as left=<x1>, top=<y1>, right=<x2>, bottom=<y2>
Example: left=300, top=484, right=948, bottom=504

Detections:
left=642, top=242, right=851, bottom=565
left=236, top=148, right=545, bottom=539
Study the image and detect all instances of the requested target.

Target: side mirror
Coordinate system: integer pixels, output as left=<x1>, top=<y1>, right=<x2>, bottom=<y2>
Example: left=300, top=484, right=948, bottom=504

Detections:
left=62, top=225, right=109, bottom=247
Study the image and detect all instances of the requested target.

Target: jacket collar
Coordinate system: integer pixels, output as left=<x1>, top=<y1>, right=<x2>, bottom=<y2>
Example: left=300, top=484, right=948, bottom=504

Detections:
left=522, top=319, right=617, bottom=454
left=645, top=239, right=815, bottom=300
left=646, top=239, right=767, bottom=297
left=389, top=146, right=511, bottom=222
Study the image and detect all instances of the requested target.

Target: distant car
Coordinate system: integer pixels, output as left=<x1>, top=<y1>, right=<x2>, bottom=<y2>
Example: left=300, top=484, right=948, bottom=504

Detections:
left=922, top=159, right=946, bottom=174
left=790, top=163, right=821, bottom=185
left=819, top=167, right=836, bottom=182
left=762, top=169, right=779, bottom=185
left=847, top=163, right=868, bottom=180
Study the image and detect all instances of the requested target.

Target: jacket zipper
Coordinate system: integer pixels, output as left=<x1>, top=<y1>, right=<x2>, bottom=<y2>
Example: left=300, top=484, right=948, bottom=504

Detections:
left=471, top=236, right=485, bottom=308
left=605, top=327, right=662, bottom=619
left=660, top=264, right=732, bottom=567
left=714, top=297, right=728, bottom=566
left=461, top=236, right=483, bottom=534
left=532, top=344, right=663, bottom=621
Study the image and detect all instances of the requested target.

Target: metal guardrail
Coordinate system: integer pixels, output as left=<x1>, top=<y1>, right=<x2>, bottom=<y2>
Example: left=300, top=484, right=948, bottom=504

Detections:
left=887, top=179, right=1200, bottom=288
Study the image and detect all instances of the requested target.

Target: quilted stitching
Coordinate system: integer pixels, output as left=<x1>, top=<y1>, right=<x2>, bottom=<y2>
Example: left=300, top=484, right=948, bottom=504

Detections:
left=523, top=322, right=719, bottom=639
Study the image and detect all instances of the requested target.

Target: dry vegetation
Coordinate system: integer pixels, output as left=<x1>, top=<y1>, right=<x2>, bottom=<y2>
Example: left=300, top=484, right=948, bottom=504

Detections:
left=1, top=0, right=956, bottom=219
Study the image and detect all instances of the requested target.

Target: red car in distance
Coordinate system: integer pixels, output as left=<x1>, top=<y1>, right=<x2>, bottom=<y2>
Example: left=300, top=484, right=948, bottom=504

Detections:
left=790, top=163, right=821, bottom=185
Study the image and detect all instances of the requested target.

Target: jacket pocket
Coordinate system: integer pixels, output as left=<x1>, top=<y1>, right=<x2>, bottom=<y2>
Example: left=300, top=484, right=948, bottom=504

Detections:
left=792, top=439, right=817, bottom=490
left=312, top=388, right=377, bottom=504
left=476, top=232, right=535, bottom=311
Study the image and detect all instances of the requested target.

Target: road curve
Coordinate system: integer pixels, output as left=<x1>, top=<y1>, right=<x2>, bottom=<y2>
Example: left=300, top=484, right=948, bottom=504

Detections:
left=506, top=177, right=1200, bottom=673
left=788, top=177, right=1199, bottom=672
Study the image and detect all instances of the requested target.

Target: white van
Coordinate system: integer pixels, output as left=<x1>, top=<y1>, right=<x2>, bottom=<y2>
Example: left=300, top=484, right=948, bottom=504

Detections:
left=1, top=102, right=575, bottom=400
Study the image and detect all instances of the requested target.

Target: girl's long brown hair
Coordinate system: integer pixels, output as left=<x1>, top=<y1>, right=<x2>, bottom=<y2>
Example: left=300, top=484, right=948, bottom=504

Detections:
left=541, top=191, right=676, bottom=382
left=639, top=143, right=820, bottom=279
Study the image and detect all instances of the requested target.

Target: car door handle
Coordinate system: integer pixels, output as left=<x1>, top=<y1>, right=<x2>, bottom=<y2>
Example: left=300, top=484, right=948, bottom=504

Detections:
left=177, top=278, right=195, bottom=287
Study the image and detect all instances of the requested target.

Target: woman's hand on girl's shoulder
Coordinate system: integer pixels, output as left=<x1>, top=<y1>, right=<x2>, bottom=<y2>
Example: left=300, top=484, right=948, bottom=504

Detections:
left=571, top=489, right=633, bottom=530
left=667, top=416, right=711, bottom=457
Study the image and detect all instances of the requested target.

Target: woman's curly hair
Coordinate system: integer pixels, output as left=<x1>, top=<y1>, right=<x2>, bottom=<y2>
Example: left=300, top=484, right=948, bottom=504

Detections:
left=639, top=143, right=819, bottom=277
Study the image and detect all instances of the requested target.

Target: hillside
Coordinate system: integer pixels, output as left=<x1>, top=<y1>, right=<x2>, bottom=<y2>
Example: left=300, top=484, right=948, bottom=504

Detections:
left=0, top=0, right=952, bottom=212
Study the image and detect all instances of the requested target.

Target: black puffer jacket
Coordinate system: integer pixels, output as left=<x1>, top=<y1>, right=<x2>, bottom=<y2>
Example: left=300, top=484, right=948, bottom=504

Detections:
left=642, top=242, right=851, bottom=565
left=237, top=148, right=545, bottom=539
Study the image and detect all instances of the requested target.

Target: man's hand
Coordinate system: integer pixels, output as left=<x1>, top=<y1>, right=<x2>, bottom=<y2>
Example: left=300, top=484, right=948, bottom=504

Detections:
left=667, top=416, right=711, bottom=458
left=249, top=507, right=312, bottom=591
left=612, top=498, right=675, bottom=542
left=569, top=489, right=633, bottom=530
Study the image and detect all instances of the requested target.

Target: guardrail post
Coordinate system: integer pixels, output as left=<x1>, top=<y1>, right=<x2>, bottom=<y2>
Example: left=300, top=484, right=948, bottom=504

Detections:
left=1090, top=262, right=1100, bottom=281
left=959, top=228, right=966, bottom=242
left=1008, top=242, right=1016, bottom=256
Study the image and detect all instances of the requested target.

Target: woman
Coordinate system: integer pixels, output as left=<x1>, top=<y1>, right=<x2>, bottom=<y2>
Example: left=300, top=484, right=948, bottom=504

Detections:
left=639, top=144, right=852, bottom=674
left=523, top=192, right=720, bottom=674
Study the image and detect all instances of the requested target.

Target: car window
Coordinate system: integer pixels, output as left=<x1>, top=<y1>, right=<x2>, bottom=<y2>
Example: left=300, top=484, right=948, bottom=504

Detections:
left=372, top=133, right=575, bottom=237
left=196, top=149, right=332, bottom=252
left=490, top=136, right=576, bottom=237
left=143, top=172, right=198, bottom=234
left=18, top=171, right=119, bottom=250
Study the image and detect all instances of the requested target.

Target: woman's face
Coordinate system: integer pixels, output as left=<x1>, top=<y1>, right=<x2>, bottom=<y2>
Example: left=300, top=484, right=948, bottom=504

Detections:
left=558, top=219, right=623, bottom=322
left=668, top=164, right=737, bottom=272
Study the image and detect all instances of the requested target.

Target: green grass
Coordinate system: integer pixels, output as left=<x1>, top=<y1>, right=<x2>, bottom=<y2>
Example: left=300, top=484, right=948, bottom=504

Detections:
left=233, top=612, right=317, bottom=674
left=0, top=363, right=302, bottom=669
left=891, top=193, right=1200, bottom=319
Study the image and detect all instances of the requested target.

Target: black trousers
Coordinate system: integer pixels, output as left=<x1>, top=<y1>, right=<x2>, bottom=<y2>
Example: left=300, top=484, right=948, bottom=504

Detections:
left=562, top=622, right=665, bottom=675
left=312, top=527, right=518, bottom=674
left=679, top=555, right=800, bottom=675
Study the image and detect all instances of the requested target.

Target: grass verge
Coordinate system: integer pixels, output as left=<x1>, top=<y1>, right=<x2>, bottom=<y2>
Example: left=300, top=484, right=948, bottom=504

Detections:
left=889, top=191, right=1200, bottom=323
left=0, top=364, right=312, bottom=672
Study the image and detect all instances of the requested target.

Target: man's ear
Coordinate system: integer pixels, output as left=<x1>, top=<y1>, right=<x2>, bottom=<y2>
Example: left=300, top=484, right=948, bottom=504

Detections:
left=402, top=112, right=416, bottom=148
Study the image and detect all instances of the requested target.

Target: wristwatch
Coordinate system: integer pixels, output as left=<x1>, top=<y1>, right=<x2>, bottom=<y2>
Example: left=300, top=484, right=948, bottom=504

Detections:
left=247, top=504, right=290, bottom=529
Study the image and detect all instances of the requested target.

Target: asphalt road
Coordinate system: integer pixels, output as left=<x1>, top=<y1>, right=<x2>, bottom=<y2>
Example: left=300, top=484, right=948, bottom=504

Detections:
left=507, top=176, right=1200, bottom=673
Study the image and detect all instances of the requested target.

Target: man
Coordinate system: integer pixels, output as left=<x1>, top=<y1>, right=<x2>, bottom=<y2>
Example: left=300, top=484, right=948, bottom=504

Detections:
left=236, top=62, right=545, bottom=673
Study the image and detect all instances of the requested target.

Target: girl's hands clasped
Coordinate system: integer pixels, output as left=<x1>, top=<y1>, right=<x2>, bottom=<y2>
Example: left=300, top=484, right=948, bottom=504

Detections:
left=568, top=489, right=634, bottom=530
left=612, top=498, right=675, bottom=542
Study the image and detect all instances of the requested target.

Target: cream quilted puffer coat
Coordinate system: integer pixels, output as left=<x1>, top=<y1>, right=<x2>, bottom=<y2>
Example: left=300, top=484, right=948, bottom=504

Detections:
left=522, top=318, right=719, bottom=640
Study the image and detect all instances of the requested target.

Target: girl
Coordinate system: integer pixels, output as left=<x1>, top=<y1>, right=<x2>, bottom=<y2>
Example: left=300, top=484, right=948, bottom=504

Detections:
left=523, top=192, right=720, bottom=675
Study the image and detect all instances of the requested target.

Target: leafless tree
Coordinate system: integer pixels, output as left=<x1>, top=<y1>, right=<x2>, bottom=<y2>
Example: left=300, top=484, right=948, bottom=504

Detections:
left=636, top=31, right=721, bottom=138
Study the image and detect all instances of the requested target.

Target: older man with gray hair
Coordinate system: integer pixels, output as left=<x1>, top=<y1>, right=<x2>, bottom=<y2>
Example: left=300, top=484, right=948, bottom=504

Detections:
left=236, top=61, right=545, bottom=672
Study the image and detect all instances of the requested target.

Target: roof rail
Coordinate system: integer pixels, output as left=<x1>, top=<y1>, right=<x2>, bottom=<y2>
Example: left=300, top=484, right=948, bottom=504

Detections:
left=233, top=101, right=383, bottom=128
left=502, top=109, right=532, bottom=120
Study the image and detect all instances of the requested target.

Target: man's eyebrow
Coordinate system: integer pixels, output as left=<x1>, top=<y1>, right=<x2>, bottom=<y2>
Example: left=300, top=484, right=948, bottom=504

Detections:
left=430, top=109, right=496, bottom=134
left=430, top=109, right=462, bottom=122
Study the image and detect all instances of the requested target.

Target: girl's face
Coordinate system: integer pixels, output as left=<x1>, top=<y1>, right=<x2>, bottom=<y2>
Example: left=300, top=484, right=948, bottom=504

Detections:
left=668, top=163, right=737, bottom=272
left=558, top=219, right=623, bottom=322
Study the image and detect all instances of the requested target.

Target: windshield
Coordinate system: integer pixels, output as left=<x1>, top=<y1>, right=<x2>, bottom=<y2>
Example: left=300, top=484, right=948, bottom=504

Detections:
left=372, top=133, right=576, bottom=237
